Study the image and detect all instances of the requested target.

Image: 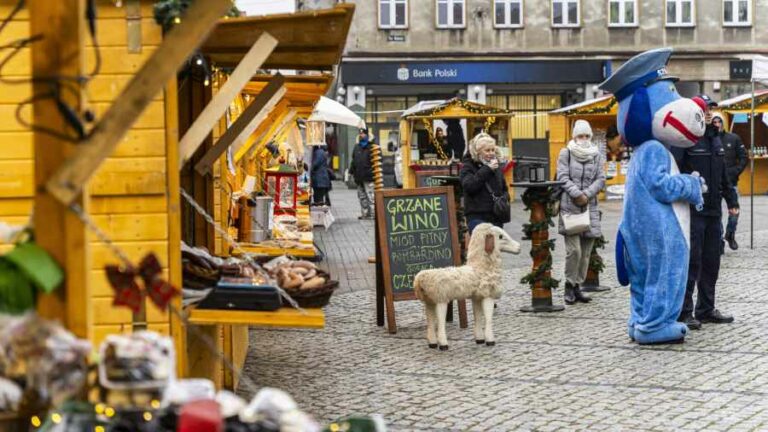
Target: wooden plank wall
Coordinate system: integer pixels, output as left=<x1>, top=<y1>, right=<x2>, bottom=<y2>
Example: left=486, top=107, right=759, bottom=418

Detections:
left=0, top=1, right=174, bottom=346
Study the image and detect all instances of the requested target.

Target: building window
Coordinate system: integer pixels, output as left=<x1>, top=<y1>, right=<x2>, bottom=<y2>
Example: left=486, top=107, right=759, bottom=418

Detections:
left=494, top=0, right=523, bottom=28
left=609, top=0, right=637, bottom=27
left=666, top=0, right=694, bottom=27
left=552, top=0, right=579, bottom=27
left=723, top=0, right=751, bottom=26
left=379, top=0, right=408, bottom=29
left=436, top=0, right=465, bottom=28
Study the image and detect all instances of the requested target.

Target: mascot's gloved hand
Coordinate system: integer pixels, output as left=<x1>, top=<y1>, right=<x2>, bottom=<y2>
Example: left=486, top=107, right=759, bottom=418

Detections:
left=691, top=171, right=706, bottom=212
left=691, top=171, right=707, bottom=194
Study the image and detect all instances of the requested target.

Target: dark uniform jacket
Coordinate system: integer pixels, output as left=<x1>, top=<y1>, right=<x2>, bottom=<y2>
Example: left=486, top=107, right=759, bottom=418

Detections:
left=459, top=156, right=509, bottom=220
left=672, top=125, right=739, bottom=217
left=349, top=143, right=374, bottom=184
left=720, top=131, right=748, bottom=186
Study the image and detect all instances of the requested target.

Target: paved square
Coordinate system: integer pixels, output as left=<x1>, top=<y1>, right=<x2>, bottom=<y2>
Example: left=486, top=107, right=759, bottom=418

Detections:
left=240, top=184, right=768, bottom=431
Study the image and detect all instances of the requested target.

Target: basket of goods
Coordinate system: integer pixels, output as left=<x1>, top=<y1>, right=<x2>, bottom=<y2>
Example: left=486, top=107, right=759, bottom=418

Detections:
left=265, top=257, right=339, bottom=308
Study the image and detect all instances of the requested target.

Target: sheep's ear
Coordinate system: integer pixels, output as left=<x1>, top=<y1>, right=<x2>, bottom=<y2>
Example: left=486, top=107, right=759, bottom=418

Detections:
left=484, top=233, right=495, bottom=254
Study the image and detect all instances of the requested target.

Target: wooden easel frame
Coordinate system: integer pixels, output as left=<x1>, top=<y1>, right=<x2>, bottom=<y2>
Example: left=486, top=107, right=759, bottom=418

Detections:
left=374, top=187, right=466, bottom=334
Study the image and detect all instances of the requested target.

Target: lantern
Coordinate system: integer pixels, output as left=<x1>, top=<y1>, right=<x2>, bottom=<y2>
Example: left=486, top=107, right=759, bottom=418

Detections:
left=264, top=164, right=299, bottom=215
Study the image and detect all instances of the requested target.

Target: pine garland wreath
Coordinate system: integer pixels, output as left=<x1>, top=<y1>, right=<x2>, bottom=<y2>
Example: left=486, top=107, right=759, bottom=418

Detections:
left=153, top=0, right=242, bottom=31
left=519, top=187, right=560, bottom=291
left=588, top=235, right=608, bottom=274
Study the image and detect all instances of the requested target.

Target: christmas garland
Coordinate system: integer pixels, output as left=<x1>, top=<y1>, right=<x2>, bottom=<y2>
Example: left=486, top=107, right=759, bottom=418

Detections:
left=519, top=187, right=560, bottom=291
left=153, top=0, right=242, bottom=31
left=560, top=97, right=618, bottom=116
left=588, top=235, right=607, bottom=274
left=420, top=118, right=450, bottom=160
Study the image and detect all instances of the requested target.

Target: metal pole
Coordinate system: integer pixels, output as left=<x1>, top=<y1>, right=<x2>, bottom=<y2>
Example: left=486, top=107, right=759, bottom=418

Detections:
left=750, top=79, right=755, bottom=250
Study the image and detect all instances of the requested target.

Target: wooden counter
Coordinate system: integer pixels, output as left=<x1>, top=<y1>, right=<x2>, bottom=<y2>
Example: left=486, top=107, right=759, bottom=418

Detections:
left=188, top=306, right=324, bottom=328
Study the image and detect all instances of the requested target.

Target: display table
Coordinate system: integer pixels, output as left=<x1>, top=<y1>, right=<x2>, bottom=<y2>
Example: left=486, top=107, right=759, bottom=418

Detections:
left=235, top=243, right=316, bottom=259
left=510, top=181, right=565, bottom=313
left=185, top=306, right=325, bottom=390
left=188, top=306, right=325, bottom=328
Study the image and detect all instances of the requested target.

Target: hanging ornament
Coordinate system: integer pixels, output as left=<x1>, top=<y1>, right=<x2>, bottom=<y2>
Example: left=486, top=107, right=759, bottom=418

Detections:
left=105, top=253, right=178, bottom=313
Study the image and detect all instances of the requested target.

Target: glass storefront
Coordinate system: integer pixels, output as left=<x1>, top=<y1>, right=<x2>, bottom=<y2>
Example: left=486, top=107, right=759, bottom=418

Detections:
left=487, top=93, right=562, bottom=140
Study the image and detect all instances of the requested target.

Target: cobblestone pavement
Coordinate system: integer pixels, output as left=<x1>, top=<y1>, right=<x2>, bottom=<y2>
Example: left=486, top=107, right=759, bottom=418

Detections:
left=241, top=183, right=768, bottom=431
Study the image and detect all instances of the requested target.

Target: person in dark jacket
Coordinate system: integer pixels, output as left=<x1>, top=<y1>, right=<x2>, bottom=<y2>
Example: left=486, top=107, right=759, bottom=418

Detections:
left=712, top=113, right=748, bottom=251
left=460, top=132, right=510, bottom=233
left=349, top=128, right=375, bottom=219
left=673, top=95, right=739, bottom=329
left=310, top=145, right=331, bottom=207
left=446, top=119, right=466, bottom=159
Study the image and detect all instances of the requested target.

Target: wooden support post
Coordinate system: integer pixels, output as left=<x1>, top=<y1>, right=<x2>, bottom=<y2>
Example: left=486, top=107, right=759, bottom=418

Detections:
left=46, top=0, right=233, bottom=205
left=193, top=75, right=286, bottom=175
left=178, top=33, right=279, bottom=168
left=30, top=0, right=90, bottom=338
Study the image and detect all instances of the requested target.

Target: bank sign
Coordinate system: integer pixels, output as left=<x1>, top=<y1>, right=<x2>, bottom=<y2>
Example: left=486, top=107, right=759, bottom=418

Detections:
left=342, top=61, right=608, bottom=85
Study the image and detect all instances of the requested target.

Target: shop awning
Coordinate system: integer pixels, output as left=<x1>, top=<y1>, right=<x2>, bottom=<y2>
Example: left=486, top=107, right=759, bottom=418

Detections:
left=244, top=75, right=333, bottom=116
left=717, top=90, right=768, bottom=113
left=202, top=4, right=355, bottom=71
left=401, top=98, right=513, bottom=119
left=551, top=95, right=617, bottom=116
left=308, top=96, right=365, bottom=128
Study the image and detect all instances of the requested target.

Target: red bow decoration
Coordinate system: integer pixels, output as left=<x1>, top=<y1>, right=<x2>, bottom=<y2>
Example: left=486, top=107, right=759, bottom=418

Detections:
left=105, top=253, right=178, bottom=313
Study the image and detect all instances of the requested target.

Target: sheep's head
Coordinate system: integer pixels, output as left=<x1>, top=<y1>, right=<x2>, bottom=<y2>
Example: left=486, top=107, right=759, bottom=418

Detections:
left=468, top=224, right=521, bottom=262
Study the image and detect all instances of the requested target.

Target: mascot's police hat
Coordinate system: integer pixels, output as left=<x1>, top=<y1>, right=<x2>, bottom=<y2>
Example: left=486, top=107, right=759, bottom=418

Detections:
left=599, top=48, right=677, bottom=101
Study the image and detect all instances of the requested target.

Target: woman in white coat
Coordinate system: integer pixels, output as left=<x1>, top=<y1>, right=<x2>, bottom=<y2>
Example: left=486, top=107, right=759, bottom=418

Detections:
left=556, top=120, right=606, bottom=305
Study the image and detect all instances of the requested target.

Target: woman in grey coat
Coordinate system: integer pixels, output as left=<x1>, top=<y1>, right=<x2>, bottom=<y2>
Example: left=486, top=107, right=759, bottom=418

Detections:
left=556, top=120, right=606, bottom=305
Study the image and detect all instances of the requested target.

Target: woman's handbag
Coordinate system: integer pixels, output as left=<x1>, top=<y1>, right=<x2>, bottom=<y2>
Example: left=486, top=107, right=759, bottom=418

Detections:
left=561, top=205, right=590, bottom=235
left=485, top=183, right=511, bottom=223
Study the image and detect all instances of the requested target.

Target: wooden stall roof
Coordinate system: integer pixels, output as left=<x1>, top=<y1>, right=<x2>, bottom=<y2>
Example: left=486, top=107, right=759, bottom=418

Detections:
left=402, top=98, right=514, bottom=119
left=717, top=90, right=768, bottom=113
left=551, top=95, right=617, bottom=116
left=244, top=74, right=332, bottom=116
left=202, top=4, right=355, bottom=70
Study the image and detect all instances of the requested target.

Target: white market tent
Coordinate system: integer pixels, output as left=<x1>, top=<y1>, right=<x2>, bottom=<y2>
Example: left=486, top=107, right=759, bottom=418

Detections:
left=308, top=96, right=365, bottom=128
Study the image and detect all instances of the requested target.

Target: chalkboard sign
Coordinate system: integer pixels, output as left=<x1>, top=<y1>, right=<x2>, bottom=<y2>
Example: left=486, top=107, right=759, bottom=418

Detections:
left=375, top=187, right=461, bottom=304
left=415, top=169, right=451, bottom=188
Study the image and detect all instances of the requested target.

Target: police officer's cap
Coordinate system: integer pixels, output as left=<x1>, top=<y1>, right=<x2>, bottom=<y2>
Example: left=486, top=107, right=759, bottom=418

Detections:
left=598, top=47, right=678, bottom=102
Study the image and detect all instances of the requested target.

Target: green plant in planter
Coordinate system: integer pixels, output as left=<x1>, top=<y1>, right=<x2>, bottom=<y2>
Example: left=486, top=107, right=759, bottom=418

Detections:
left=0, top=240, right=64, bottom=314
left=153, top=0, right=243, bottom=31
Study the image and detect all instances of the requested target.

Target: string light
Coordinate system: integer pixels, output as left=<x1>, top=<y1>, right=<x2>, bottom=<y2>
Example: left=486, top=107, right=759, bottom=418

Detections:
left=195, top=58, right=203, bottom=66
left=31, top=416, right=42, bottom=428
left=95, top=427, right=105, bottom=432
left=51, top=413, right=62, bottom=424
left=143, top=412, right=153, bottom=422
left=95, top=403, right=106, bottom=414
left=150, top=399, right=161, bottom=409
left=204, top=77, right=210, bottom=86
left=173, top=16, right=181, bottom=24
left=105, top=407, right=116, bottom=418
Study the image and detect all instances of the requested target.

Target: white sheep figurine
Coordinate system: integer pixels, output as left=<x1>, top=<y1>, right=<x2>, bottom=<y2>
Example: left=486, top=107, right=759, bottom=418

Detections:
left=414, top=223, right=521, bottom=350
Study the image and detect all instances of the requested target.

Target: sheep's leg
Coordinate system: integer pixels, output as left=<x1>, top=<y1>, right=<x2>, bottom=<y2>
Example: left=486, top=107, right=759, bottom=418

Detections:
left=482, top=297, right=496, bottom=346
left=435, top=302, right=449, bottom=351
left=425, top=303, right=438, bottom=348
left=472, top=298, right=485, bottom=344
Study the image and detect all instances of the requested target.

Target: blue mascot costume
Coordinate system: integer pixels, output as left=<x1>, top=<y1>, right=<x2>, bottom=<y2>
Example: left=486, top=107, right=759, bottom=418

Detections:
left=599, top=48, right=706, bottom=345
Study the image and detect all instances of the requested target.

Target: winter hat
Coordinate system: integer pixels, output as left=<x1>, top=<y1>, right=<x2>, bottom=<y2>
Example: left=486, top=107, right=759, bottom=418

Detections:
left=572, top=120, right=593, bottom=139
left=469, top=132, right=497, bottom=161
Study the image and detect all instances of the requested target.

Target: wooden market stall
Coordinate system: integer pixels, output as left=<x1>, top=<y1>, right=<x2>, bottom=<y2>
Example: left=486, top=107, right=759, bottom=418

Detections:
left=715, top=90, right=768, bottom=195
left=177, top=4, right=354, bottom=390
left=548, top=95, right=625, bottom=200
left=399, top=98, right=515, bottom=190
left=0, top=0, right=183, bottom=354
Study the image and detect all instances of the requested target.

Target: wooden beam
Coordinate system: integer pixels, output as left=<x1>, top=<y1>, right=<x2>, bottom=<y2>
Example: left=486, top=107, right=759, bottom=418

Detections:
left=30, top=0, right=90, bottom=338
left=251, top=108, right=297, bottom=161
left=178, top=33, right=278, bottom=168
left=192, top=75, right=286, bottom=175
left=233, top=99, right=289, bottom=162
left=45, top=0, right=233, bottom=206
left=234, top=105, right=293, bottom=162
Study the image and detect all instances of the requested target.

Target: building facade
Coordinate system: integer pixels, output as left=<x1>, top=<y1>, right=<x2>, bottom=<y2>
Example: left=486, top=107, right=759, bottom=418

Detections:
left=336, top=0, right=767, bottom=150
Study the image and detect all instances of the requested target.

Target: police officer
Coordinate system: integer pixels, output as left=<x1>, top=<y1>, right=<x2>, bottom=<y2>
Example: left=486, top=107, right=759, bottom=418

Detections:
left=711, top=113, right=748, bottom=252
left=673, top=95, right=739, bottom=329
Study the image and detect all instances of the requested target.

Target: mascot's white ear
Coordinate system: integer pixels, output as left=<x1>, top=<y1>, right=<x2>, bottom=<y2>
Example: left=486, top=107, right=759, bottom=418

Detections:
left=652, top=98, right=706, bottom=148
